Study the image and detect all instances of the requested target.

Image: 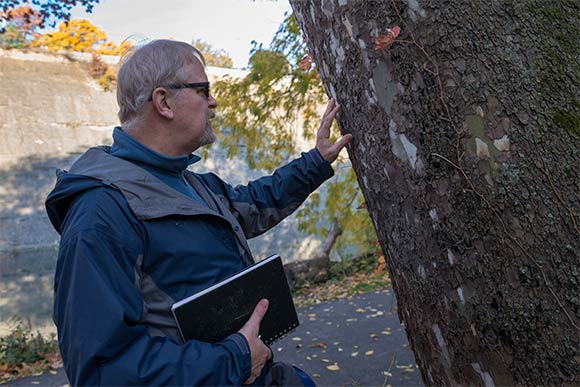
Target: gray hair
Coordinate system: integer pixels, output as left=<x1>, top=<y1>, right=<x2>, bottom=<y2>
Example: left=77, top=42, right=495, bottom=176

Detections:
left=116, top=39, right=205, bottom=123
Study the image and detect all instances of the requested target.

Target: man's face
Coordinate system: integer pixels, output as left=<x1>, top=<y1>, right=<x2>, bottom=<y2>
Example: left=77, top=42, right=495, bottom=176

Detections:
left=172, top=59, right=218, bottom=153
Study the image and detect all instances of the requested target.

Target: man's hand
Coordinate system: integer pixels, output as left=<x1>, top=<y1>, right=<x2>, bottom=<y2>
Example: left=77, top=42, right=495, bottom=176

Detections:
left=316, top=98, right=353, bottom=163
left=239, top=299, right=273, bottom=385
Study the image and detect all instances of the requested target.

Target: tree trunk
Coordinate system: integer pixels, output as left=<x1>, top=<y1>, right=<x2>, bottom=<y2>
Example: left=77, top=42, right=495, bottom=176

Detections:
left=290, top=0, right=580, bottom=385
left=284, top=218, right=342, bottom=290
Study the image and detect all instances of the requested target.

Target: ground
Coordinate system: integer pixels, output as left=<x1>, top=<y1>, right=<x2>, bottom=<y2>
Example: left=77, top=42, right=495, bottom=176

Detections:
left=0, top=255, right=391, bottom=384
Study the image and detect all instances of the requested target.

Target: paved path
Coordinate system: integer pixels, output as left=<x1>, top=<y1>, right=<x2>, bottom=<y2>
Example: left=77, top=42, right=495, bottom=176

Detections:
left=3, top=289, right=424, bottom=387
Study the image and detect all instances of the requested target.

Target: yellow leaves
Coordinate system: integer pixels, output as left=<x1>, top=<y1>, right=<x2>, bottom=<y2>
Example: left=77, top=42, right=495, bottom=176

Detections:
left=96, top=40, right=132, bottom=56
left=192, top=39, right=234, bottom=68
left=326, top=363, right=340, bottom=371
left=307, top=342, right=327, bottom=349
left=38, top=19, right=108, bottom=53
left=365, top=350, right=374, bottom=356
left=374, top=255, right=387, bottom=274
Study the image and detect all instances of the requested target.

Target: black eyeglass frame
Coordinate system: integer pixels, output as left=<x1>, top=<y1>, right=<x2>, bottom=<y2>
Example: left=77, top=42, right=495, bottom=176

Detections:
left=148, top=81, right=210, bottom=101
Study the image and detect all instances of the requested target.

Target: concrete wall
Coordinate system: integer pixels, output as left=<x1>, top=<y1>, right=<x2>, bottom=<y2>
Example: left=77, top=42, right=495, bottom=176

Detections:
left=0, top=50, right=322, bottom=335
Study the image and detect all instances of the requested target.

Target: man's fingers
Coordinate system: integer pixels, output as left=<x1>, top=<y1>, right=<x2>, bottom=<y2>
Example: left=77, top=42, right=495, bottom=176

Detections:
left=323, top=98, right=336, bottom=117
left=319, top=99, right=340, bottom=129
left=326, top=134, right=353, bottom=160
left=336, top=134, right=353, bottom=149
left=241, top=299, right=269, bottom=336
left=318, top=105, right=341, bottom=139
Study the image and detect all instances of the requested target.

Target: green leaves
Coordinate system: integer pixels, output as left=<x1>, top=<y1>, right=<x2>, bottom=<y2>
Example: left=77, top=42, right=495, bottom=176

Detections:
left=214, top=12, right=377, bottom=257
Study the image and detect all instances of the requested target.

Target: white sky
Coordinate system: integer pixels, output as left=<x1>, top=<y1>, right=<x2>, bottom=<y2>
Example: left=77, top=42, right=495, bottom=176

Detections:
left=70, top=0, right=293, bottom=69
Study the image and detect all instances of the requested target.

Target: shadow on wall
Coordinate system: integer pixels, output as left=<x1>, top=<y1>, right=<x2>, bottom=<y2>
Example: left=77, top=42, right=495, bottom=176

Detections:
left=0, top=147, right=325, bottom=336
left=0, top=152, right=84, bottom=335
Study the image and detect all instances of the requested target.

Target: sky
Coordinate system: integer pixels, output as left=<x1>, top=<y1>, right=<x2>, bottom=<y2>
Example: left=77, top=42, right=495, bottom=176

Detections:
left=70, top=0, right=293, bottom=69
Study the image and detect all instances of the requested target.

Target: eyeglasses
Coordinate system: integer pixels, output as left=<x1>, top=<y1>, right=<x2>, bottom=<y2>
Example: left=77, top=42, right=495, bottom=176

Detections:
left=148, top=81, right=210, bottom=101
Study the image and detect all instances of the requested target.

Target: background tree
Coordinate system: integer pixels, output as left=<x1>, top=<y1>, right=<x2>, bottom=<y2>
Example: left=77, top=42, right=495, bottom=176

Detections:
left=192, top=38, right=234, bottom=69
left=290, top=0, right=579, bottom=385
left=38, top=18, right=106, bottom=53
left=0, top=4, right=41, bottom=48
left=1, top=0, right=99, bottom=31
left=213, top=14, right=377, bottom=258
left=96, top=40, right=132, bottom=56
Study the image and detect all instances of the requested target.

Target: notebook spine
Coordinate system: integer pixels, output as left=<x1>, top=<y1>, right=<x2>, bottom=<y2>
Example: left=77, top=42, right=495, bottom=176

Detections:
left=266, top=322, right=299, bottom=345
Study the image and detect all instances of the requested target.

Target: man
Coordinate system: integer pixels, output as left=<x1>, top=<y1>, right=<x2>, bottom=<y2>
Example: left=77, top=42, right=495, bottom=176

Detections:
left=45, top=39, right=352, bottom=386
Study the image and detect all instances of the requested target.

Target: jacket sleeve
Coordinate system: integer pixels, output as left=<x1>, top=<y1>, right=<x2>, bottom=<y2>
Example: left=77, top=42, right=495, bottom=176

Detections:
left=204, top=148, right=334, bottom=239
left=54, top=189, right=251, bottom=386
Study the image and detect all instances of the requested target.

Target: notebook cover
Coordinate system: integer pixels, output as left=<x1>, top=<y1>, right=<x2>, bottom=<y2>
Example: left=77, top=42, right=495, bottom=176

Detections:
left=171, top=254, right=299, bottom=345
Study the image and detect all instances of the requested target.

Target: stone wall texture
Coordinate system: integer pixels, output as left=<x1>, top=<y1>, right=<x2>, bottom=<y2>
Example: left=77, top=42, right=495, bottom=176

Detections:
left=0, top=51, right=322, bottom=335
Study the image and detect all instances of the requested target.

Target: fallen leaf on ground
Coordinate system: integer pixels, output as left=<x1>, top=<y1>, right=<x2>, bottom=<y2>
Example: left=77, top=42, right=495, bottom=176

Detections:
left=351, top=352, right=359, bottom=357
left=292, top=337, right=302, bottom=341
left=365, top=350, right=374, bottom=356
left=326, top=363, right=340, bottom=371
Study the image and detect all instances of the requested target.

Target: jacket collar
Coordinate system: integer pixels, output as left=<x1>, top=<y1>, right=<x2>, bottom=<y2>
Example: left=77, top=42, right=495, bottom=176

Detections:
left=69, top=146, right=215, bottom=220
left=111, top=126, right=201, bottom=174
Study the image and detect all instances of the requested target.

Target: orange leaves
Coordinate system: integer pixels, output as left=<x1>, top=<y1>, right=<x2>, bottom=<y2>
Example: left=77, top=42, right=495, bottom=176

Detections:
left=374, top=25, right=401, bottom=50
left=299, top=53, right=313, bottom=71
left=298, top=25, right=401, bottom=74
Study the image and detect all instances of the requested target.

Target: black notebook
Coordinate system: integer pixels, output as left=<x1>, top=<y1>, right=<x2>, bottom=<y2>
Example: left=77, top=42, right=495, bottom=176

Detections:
left=171, top=254, right=299, bottom=345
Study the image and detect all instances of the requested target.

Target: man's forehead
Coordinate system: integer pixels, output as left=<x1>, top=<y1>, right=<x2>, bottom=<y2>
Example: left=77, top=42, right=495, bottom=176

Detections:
left=184, top=59, right=208, bottom=80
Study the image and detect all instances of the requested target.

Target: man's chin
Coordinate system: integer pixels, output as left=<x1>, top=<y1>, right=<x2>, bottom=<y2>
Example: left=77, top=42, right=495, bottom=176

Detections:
left=198, top=131, right=217, bottom=148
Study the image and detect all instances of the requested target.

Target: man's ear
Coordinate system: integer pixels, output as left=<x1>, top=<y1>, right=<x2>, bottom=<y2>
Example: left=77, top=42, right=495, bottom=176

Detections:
left=151, top=87, right=174, bottom=119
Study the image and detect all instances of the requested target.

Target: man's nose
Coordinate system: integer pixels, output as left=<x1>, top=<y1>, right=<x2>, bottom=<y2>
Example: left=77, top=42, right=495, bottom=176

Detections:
left=208, top=94, right=218, bottom=108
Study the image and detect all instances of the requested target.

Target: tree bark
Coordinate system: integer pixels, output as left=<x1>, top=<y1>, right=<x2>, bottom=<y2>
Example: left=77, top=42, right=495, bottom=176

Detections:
left=290, top=0, right=580, bottom=385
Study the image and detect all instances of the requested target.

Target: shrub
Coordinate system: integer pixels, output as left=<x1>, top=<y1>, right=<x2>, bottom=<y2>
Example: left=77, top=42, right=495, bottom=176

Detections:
left=88, top=53, right=107, bottom=78
left=0, top=317, right=60, bottom=383
left=0, top=318, right=57, bottom=367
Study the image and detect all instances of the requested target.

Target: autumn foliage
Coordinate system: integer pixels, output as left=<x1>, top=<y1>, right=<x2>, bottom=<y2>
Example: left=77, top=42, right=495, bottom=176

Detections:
left=374, top=26, right=401, bottom=50
left=38, top=18, right=105, bottom=52
left=0, top=5, right=41, bottom=48
left=1, top=0, right=100, bottom=30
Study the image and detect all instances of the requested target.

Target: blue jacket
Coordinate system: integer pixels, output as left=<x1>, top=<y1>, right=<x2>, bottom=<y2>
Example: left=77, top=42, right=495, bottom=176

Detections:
left=45, top=130, right=333, bottom=386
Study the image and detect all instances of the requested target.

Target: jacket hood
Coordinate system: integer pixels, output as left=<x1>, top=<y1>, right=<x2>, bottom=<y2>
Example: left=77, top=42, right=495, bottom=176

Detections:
left=45, top=170, right=107, bottom=234
left=45, top=146, right=225, bottom=235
